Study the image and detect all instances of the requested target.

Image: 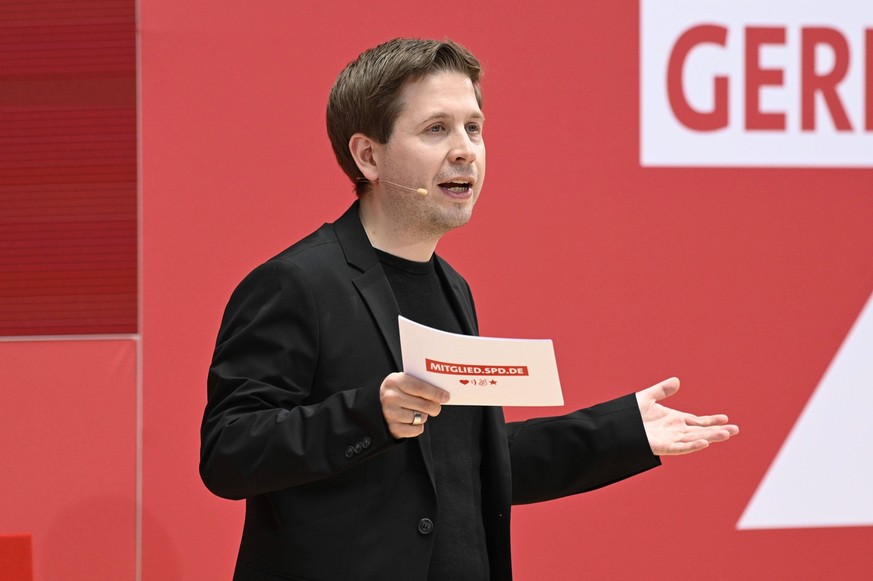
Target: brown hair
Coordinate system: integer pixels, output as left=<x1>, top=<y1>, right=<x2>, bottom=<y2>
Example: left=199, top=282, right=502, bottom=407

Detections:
left=326, top=38, right=483, bottom=195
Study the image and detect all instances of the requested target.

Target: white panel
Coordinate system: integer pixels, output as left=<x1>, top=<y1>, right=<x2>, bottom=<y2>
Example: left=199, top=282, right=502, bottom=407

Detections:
left=641, top=0, right=873, bottom=166
left=738, top=291, right=873, bottom=529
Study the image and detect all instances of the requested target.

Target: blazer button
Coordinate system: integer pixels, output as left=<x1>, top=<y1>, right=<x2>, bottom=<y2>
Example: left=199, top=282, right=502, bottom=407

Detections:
left=354, top=442, right=363, bottom=454
left=362, top=436, right=371, bottom=448
left=417, top=518, right=434, bottom=535
left=345, top=446, right=355, bottom=459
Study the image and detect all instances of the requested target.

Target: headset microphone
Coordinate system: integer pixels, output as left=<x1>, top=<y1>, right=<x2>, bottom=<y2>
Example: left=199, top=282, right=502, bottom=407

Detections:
left=379, top=179, right=428, bottom=196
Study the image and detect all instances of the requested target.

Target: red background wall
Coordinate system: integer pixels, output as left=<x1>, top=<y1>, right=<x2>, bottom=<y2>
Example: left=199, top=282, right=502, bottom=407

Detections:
left=3, top=0, right=872, bottom=579
left=0, top=0, right=137, bottom=336
left=139, top=2, right=873, bottom=579
left=0, top=339, right=136, bottom=579
left=0, top=2, right=137, bottom=579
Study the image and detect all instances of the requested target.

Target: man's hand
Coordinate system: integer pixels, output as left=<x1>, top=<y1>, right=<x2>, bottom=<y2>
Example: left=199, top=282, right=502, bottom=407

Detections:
left=380, top=372, right=450, bottom=439
left=636, top=377, right=739, bottom=456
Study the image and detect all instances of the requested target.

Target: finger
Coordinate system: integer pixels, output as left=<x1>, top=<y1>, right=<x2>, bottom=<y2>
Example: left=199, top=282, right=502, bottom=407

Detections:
left=655, top=377, right=680, bottom=399
left=397, top=375, right=451, bottom=404
left=639, top=377, right=680, bottom=403
left=685, top=414, right=740, bottom=436
left=387, top=422, right=426, bottom=440
left=685, top=413, right=727, bottom=426
left=383, top=399, right=439, bottom=424
left=409, top=410, right=428, bottom=426
left=678, top=425, right=739, bottom=448
left=678, top=426, right=733, bottom=442
left=705, top=429, right=732, bottom=443
left=386, top=410, right=429, bottom=439
left=702, top=426, right=738, bottom=442
left=381, top=376, right=445, bottom=417
left=394, top=395, right=443, bottom=418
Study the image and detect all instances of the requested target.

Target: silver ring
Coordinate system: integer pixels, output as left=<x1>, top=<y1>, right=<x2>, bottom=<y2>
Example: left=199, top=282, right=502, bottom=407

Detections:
left=411, top=412, right=423, bottom=426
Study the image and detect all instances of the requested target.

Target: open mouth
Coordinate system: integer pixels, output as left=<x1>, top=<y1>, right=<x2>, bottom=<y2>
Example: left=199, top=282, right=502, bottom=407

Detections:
left=438, top=180, right=473, bottom=194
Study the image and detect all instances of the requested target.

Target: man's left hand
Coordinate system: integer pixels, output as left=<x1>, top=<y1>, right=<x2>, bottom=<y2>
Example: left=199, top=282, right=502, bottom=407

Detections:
left=636, top=377, right=739, bottom=456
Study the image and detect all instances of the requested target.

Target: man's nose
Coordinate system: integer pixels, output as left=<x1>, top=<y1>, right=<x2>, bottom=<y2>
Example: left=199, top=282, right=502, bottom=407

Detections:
left=449, top=130, right=478, bottom=164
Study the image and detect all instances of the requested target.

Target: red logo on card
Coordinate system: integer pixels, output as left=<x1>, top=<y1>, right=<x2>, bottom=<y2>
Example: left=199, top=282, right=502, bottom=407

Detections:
left=425, top=359, right=529, bottom=376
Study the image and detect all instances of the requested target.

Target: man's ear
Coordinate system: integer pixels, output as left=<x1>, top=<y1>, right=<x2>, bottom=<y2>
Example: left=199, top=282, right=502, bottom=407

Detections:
left=349, top=133, right=381, bottom=183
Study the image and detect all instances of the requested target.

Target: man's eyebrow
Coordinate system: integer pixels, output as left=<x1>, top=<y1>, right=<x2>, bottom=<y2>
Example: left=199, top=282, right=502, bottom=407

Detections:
left=420, top=111, right=485, bottom=124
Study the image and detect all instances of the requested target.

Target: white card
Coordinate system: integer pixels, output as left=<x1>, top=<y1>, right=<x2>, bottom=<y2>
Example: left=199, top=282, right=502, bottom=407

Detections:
left=398, top=316, right=564, bottom=406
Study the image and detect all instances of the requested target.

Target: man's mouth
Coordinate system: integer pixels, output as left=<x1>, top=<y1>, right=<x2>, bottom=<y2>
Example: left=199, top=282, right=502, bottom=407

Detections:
left=438, top=180, right=473, bottom=193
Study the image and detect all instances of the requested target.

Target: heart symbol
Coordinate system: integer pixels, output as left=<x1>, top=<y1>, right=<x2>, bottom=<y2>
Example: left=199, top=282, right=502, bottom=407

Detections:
left=459, top=380, right=470, bottom=385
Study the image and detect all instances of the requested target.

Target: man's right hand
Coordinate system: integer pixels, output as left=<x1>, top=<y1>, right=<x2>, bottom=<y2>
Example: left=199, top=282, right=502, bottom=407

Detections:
left=379, top=372, right=450, bottom=439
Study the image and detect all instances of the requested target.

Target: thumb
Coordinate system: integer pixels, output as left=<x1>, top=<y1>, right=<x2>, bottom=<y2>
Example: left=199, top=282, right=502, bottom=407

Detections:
left=650, top=377, right=680, bottom=402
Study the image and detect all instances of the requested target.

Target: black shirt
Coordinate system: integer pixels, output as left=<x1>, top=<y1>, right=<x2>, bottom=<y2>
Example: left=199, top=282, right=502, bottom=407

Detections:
left=376, top=249, right=489, bottom=580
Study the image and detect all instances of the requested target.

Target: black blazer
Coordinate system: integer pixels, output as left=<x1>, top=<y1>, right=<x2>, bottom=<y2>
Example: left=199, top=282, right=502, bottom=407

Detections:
left=201, top=202, right=660, bottom=581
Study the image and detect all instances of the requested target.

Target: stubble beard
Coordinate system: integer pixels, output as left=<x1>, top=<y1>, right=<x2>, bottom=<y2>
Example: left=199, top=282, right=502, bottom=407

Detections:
left=382, top=186, right=473, bottom=242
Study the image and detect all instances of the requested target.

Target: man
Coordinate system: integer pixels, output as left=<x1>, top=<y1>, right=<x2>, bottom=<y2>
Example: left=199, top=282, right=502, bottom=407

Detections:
left=200, top=38, right=738, bottom=580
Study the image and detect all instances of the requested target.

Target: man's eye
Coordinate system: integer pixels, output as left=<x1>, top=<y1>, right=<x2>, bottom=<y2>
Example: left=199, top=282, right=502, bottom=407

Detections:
left=466, top=123, right=481, bottom=133
left=428, top=124, right=445, bottom=133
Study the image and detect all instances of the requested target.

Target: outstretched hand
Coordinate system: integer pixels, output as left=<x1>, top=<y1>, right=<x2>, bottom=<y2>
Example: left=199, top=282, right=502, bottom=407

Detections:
left=636, top=377, right=739, bottom=456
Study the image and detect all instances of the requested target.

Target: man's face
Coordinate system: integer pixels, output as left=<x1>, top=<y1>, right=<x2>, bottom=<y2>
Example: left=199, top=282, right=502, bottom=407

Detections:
left=375, top=70, right=486, bottom=238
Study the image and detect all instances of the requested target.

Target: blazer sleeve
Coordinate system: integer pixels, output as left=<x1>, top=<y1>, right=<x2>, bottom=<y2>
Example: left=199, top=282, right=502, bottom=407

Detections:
left=200, top=259, right=395, bottom=500
left=507, top=393, right=661, bottom=505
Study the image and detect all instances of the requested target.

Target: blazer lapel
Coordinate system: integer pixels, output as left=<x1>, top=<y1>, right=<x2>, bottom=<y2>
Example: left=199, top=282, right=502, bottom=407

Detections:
left=353, top=268, right=402, bottom=370
left=334, top=202, right=402, bottom=369
left=333, top=202, right=437, bottom=485
left=435, top=257, right=478, bottom=336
